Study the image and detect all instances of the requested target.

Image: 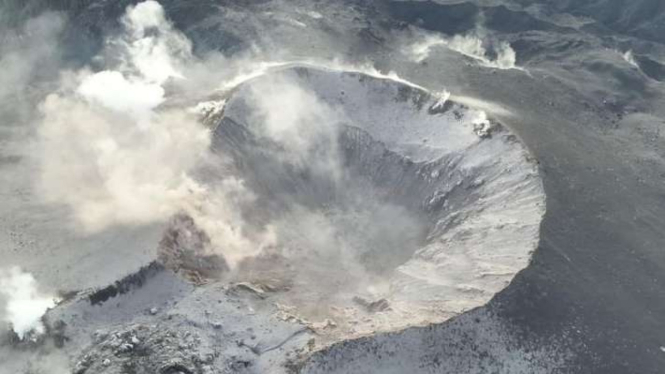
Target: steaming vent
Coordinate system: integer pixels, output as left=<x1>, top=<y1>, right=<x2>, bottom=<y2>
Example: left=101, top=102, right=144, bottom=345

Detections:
left=165, top=66, right=545, bottom=340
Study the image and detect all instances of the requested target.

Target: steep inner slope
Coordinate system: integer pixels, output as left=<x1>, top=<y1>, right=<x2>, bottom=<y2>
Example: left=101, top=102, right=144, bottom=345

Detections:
left=205, top=67, right=545, bottom=338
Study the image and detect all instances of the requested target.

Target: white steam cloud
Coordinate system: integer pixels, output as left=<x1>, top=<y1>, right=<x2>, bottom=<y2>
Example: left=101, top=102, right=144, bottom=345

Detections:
left=245, top=74, right=343, bottom=170
left=114, top=0, right=191, bottom=83
left=37, top=0, right=210, bottom=233
left=0, top=267, right=56, bottom=340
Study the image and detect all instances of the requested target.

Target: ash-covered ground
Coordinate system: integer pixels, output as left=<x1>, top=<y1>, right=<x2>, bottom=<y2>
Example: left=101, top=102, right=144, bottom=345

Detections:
left=2, top=0, right=665, bottom=373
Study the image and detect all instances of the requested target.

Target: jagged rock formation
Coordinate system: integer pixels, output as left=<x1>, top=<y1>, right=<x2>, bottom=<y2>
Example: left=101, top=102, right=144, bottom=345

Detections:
left=158, top=214, right=229, bottom=284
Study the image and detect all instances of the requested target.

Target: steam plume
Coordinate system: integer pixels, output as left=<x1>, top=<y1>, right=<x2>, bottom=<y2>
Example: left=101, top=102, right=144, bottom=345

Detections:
left=37, top=0, right=209, bottom=233
left=0, top=267, right=55, bottom=340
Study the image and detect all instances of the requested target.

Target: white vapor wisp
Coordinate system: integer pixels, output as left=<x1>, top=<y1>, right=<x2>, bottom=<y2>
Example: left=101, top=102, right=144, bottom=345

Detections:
left=622, top=50, right=639, bottom=69
left=0, top=267, right=56, bottom=340
left=407, top=32, right=521, bottom=70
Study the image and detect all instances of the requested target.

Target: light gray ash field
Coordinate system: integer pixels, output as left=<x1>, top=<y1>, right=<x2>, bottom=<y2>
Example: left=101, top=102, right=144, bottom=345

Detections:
left=1, top=1, right=665, bottom=373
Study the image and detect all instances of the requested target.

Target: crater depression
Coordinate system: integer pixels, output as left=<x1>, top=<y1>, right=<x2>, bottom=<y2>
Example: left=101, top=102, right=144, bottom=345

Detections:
left=188, top=66, right=546, bottom=338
